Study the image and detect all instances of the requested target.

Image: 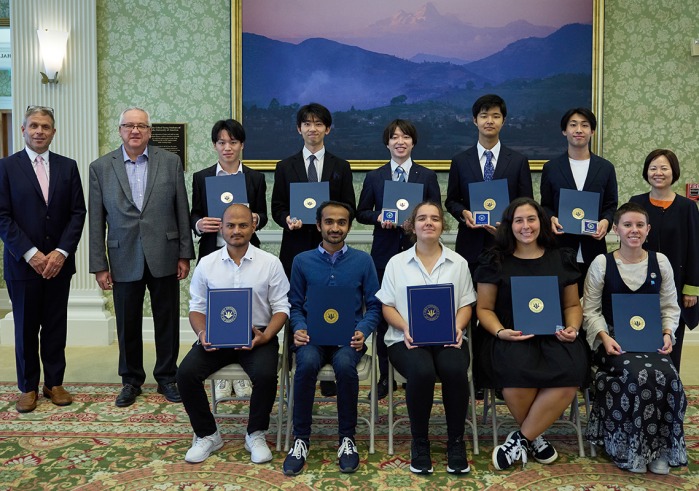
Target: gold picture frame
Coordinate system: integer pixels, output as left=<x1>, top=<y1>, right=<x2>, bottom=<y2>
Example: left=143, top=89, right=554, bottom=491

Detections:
left=232, top=0, right=604, bottom=172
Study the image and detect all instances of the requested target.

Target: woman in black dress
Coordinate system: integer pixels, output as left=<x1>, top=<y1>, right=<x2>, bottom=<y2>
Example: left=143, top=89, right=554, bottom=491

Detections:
left=475, top=197, right=589, bottom=470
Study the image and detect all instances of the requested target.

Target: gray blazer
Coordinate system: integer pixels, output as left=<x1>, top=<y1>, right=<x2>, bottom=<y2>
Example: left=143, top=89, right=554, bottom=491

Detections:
left=88, top=145, right=194, bottom=282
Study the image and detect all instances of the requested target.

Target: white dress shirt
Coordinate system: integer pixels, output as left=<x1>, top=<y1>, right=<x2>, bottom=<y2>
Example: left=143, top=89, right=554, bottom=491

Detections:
left=477, top=140, right=501, bottom=176
left=302, top=146, right=325, bottom=179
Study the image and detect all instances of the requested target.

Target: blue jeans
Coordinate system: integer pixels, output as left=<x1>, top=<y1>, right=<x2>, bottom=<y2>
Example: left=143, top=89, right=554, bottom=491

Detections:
left=292, top=344, right=365, bottom=440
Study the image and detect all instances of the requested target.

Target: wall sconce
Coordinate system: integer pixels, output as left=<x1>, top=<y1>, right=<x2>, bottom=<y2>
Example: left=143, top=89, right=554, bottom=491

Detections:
left=37, top=29, right=69, bottom=84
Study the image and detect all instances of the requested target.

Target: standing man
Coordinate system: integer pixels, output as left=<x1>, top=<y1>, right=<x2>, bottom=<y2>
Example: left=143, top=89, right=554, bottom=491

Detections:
left=283, top=201, right=381, bottom=476
left=356, top=119, right=440, bottom=399
left=89, top=107, right=194, bottom=407
left=0, top=106, right=86, bottom=413
left=177, top=204, right=289, bottom=464
left=271, top=102, right=355, bottom=397
left=540, top=107, right=618, bottom=293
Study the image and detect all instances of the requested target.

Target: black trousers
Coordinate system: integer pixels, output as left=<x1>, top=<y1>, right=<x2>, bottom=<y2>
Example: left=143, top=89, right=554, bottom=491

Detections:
left=8, top=276, right=71, bottom=393
left=177, top=336, right=279, bottom=437
left=388, top=342, right=470, bottom=440
left=112, top=263, right=179, bottom=387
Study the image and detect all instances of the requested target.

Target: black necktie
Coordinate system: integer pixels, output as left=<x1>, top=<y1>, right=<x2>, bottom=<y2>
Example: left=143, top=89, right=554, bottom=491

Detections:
left=307, top=154, right=318, bottom=182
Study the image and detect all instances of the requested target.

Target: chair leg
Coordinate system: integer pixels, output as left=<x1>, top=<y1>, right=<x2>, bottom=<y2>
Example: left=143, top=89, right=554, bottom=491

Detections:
left=276, top=361, right=288, bottom=451
left=387, top=364, right=395, bottom=456
left=369, top=342, right=377, bottom=455
left=468, top=377, right=479, bottom=455
left=284, top=372, right=294, bottom=452
left=490, top=389, right=499, bottom=447
left=571, top=395, right=585, bottom=457
left=583, top=388, right=597, bottom=457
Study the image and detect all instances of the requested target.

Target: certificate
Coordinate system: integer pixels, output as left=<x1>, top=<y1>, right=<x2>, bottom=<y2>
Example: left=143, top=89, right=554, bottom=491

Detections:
left=290, top=182, right=330, bottom=224
left=612, top=293, right=663, bottom=353
left=306, top=285, right=356, bottom=346
left=205, top=173, right=248, bottom=220
left=558, top=189, right=599, bottom=236
left=407, top=283, right=456, bottom=346
left=383, top=181, right=424, bottom=223
left=206, top=288, right=252, bottom=348
left=511, top=276, right=562, bottom=335
left=469, top=179, right=510, bottom=226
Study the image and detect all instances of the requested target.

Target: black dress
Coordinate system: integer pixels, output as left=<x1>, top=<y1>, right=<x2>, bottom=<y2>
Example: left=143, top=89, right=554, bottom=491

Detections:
left=474, top=248, right=589, bottom=389
left=585, top=251, right=687, bottom=470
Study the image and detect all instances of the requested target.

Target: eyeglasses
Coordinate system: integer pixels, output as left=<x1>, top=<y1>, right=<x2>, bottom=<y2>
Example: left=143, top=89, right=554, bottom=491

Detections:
left=120, top=123, right=151, bottom=131
left=26, top=105, right=55, bottom=115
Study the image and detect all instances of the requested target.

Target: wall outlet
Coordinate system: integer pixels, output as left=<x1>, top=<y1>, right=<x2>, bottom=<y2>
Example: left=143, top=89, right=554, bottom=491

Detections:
left=692, top=39, right=699, bottom=57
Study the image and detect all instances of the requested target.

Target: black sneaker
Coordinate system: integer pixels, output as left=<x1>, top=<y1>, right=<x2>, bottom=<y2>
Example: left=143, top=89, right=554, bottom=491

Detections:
left=320, top=380, right=337, bottom=397
left=337, top=437, right=360, bottom=473
left=531, top=435, right=558, bottom=464
left=369, top=377, right=397, bottom=401
left=492, top=430, right=529, bottom=470
left=446, top=436, right=470, bottom=474
left=410, top=438, right=433, bottom=474
left=283, top=438, right=308, bottom=476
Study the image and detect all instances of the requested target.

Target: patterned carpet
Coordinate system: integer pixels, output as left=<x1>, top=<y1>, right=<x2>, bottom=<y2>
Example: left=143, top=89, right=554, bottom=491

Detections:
left=1, top=382, right=698, bottom=490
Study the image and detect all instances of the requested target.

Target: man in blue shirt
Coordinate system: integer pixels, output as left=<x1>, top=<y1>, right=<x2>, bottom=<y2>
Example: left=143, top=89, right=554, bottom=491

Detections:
left=283, top=201, right=381, bottom=475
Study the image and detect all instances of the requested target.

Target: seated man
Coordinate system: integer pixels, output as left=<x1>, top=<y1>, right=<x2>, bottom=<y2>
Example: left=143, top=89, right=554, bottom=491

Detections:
left=283, top=201, right=381, bottom=475
left=177, top=204, right=290, bottom=464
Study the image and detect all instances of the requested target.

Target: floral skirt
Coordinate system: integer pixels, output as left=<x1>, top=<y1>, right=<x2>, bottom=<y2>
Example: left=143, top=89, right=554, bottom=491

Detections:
left=586, top=350, right=687, bottom=470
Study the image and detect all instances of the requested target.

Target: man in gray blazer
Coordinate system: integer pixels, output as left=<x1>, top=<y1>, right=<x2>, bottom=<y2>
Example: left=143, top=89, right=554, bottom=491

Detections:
left=89, top=107, right=194, bottom=407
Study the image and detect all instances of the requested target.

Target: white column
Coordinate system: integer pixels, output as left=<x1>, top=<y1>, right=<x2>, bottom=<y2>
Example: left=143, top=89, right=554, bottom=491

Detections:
left=0, top=0, right=115, bottom=346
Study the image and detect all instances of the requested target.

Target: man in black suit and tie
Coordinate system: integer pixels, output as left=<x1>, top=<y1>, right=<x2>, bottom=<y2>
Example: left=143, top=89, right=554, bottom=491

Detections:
left=356, top=119, right=440, bottom=399
left=89, top=107, right=195, bottom=407
left=271, top=102, right=355, bottom=396
left=540, top=107, right=618, bottom=294
left=0, top=106, right=86, bottom=413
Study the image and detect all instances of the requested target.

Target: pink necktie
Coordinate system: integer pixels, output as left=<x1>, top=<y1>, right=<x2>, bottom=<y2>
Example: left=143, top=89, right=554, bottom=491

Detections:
left=35, top=155, right=49, bottom=204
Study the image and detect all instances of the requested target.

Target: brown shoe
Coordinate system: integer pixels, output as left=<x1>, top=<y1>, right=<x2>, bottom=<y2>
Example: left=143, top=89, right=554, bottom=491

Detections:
left=43, top=385, right=73, bottom=406
left=16, top=391, right=38, bottom=413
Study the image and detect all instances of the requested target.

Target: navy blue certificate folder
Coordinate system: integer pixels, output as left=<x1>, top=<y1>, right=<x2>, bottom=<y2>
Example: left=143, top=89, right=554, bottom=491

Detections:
left=407, top=284, right=456, bottom=346
left=558, top=189, right=599, bottom=236
left=290, top=182, right=330, bottom=224
left=511, top=276, right=562, bottom=335
left=612, top=294, right=662, bottom=353
left=306, top=285, right=356, bottom=346
left=205, top=174, right=249, bottom=220
left=468, top=179, right=510, bottom=225
left=206, top=288, right=252, bottom=348
left=383, top=181, right=424, bottom=223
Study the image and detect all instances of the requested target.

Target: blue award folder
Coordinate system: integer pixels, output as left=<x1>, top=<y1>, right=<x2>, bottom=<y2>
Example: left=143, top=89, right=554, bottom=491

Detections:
left=468, top=179, right=510, bottom=226
left=206, top=288, right=252, bottom=348
left=290, top=182, right=330, bottom=224
left=306, top=285, right=356, bottom=346
left=558, top=189, right=599, bottom=236
left=612, top=294, right=663, bottom=353
left=205, top=174, right=249, bottom=220
left=511, top=276, right=562, bottom=335
left=407, top=284, right=456, bottom=346
left=383, top=181, right=424, bottom=223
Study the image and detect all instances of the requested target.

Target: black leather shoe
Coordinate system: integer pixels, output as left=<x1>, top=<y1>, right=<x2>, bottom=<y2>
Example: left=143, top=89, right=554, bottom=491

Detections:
left=115, top=384, right=142, bottom=407
left=157, top=382, right=182, bottom=403
left=369, top=377, right=397, bottom=401
left=320, top=380, right=337, bottom=397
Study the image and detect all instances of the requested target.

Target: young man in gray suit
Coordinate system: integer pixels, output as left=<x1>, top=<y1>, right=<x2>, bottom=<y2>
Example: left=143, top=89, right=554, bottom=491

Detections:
left=89, top=107, right=195, bottom=407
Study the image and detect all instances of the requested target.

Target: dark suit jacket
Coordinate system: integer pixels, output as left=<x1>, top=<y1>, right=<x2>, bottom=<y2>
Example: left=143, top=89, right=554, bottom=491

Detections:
left=0, top=149, right=86, bottom=281
left=190, top=163, right=268, bottom=262
left=357, top=162, right=441, bottom=270
left=88, top=145, right=195, bottom=282
left=271, top=150, right=355, bottom=276
left=540, top=152, right=618, bottom=265
left=445, top=144, right=533, bottom=267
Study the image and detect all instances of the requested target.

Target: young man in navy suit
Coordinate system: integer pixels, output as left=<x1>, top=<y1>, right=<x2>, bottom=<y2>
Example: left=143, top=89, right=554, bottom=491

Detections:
left=0, top=106, right=86, bottom=413
left=540, top=107, right=618, bottom=293
left=271, top=103, right=356, bottom=397
left=356, top=119, right=440, bottom=399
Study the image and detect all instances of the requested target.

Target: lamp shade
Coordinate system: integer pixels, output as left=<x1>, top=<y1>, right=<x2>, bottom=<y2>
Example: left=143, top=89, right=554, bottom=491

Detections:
left=37, top=29, right=69, bottom=81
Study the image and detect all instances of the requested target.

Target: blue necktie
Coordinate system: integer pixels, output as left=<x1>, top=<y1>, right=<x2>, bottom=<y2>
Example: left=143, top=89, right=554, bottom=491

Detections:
left=483, top=150, right=494, bottom=181
left=307, top=154, right=318, bottom=182
left=395, top=166, right=406, bottom=182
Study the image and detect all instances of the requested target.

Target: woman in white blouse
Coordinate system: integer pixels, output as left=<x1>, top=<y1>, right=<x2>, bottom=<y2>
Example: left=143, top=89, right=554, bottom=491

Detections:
left=583, top=202, right=687, bottom=474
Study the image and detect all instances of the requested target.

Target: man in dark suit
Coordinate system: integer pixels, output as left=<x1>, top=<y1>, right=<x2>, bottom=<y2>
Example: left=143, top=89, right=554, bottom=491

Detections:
left=271, top=102, right=355, bottom=397
left=0, top=106, right=86, bottom=413
left=540, top=107, right=618, bottom=293
left=89, top=107, right=195, bottom=407
left=356, top=119, right=440, bottom=399
left=445, top=94, right=533, bottom=270
left=190, top=119, right=267, bottom=261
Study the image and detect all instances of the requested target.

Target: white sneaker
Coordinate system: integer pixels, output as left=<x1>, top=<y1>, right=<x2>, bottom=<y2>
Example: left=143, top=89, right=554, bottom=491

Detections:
left=185, top=431, right=224, bottom=463
left=213, top=379, right=232, bottom=400
left=232, top=379, right=252, bottom=397
left=245, top=430, right=273, bottom=463
left=649, top=457, right=669, bottom=474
